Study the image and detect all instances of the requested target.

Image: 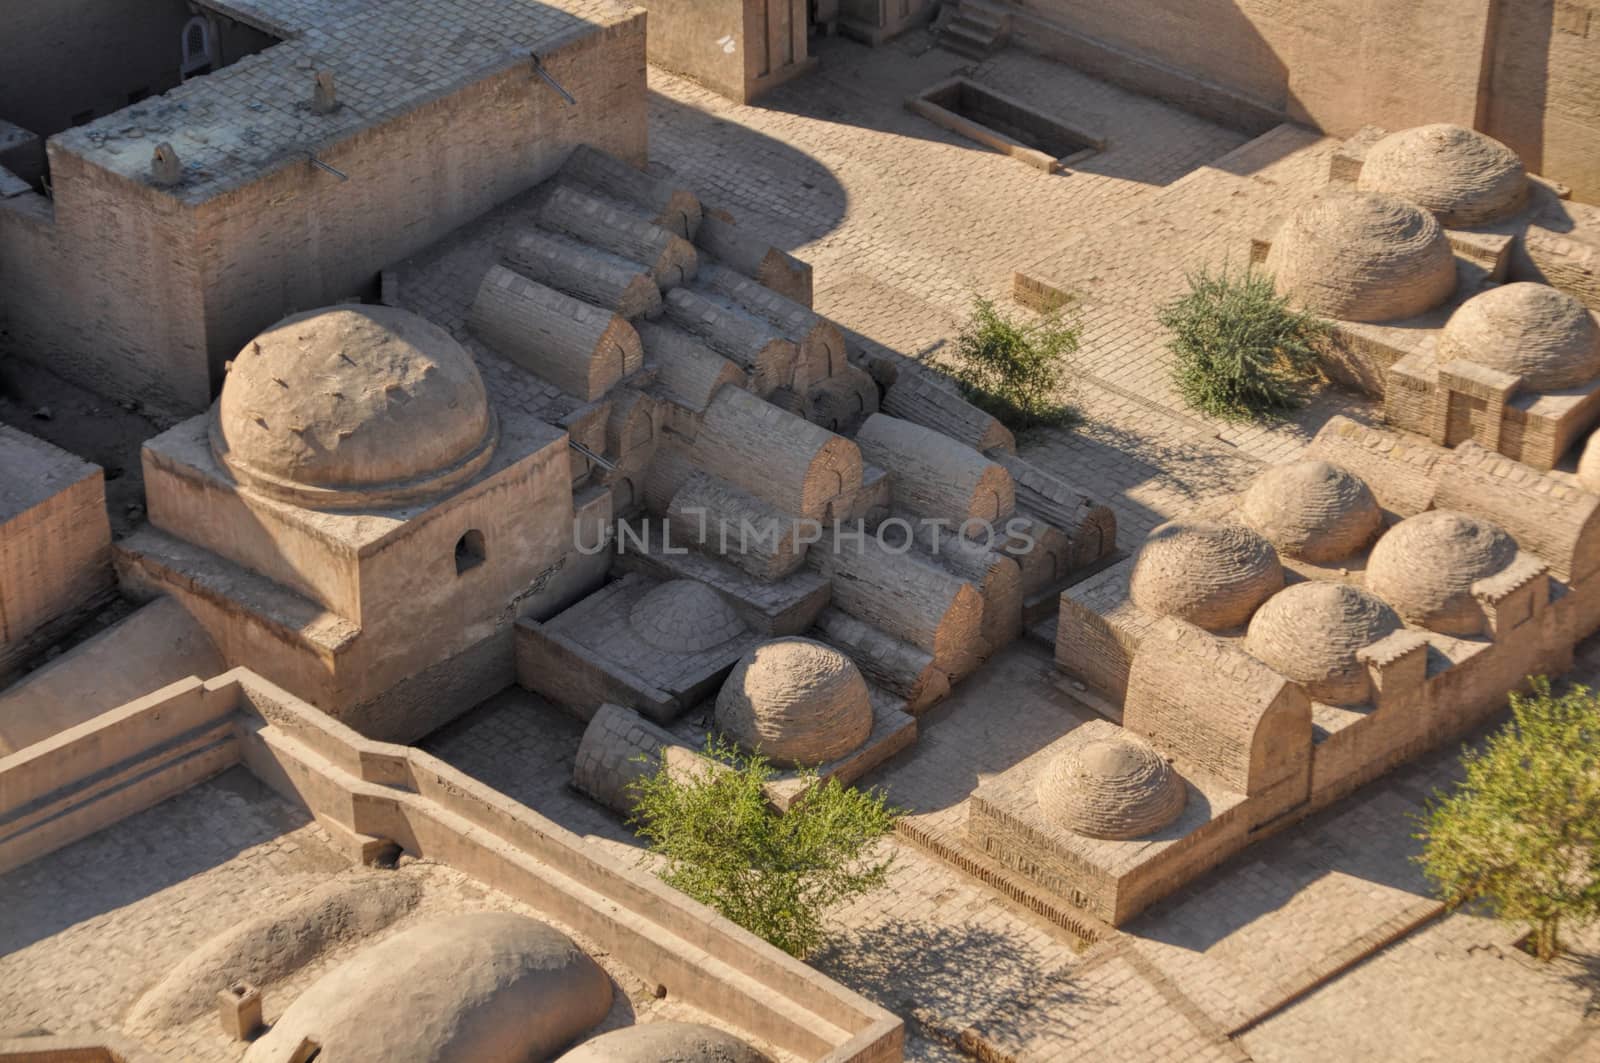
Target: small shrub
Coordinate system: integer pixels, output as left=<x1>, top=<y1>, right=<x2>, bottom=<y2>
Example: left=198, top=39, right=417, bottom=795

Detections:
left=1158, top=268, right=1327, bottom=421
left=628, top=736, right=900, bottom=958
left=950, top=295, right=1079, bottom=431
left=1416, top=677, right=1600, bottom=961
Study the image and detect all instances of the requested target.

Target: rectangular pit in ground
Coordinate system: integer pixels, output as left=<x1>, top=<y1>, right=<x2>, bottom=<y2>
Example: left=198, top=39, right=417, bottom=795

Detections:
left=907, top=77, right=1104, bottom=174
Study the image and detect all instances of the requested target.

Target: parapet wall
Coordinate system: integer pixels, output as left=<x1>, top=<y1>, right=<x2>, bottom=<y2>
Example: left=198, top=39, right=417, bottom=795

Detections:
left=0, top=668, right=903, bottom=1063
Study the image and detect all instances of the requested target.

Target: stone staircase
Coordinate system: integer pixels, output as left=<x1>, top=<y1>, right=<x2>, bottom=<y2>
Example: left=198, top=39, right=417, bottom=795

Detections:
left=935, top=0, right=1010, bottom=59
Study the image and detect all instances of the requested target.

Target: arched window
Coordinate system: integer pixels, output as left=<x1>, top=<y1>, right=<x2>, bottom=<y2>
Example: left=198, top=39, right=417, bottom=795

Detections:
left=454, top=530, right=486, bottom=575
left=180, top=17, right=213, bottom=79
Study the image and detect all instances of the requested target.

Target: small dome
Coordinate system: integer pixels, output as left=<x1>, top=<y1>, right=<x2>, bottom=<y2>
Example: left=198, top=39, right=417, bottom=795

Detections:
left=556, top=1023, right=770, bottom=1063
left=243, top=913, right=611, bottom=1063
left=1436, top=283, right=1600, bottom=391
left=1359, top=124, right=1529, bottom=227
left=1036, top=732, right=1186, bottom=841
left=629, top=580, right=746, bottom=653
left=1240, top=461, right=1383, bottom=562
left=715, top=638, right=873, bottom=767
left=1265, top=193, right=1457, bottom=322
left=212, top=306, right=497, bottom=510
left=1579, top=431, right=1600, bottom=494
left=1245, top=583, right=1402, bottom=705
left=1129, top=520, right=1284, bottom=631
left=1365, top=511, right=1516, bottom=635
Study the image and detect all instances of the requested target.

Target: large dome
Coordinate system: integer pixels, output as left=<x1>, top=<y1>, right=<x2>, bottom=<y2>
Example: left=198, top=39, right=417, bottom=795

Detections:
left=1359, top=124, right=1529, bottom=227
left=629, top=580, right=746, bottom=653
left=1245, top=582, right=1402, bottom=705
left=1264, top=193, right=1457, bottom=322
left=212, top=305, right=497, bottom=510
left=1239, top=461, right=1383, bottom=563
left=1364, top=511, right=1516, bottom=635
left=714, top=638, right=873, bottom=768
left=1036, top=732, right=1186, bottom=841
left=1129, top=520, right=1284, bottom=631
left=1436, top=283, right=1600, bottom=391
left=556, top=1023, right=770, bottom=1062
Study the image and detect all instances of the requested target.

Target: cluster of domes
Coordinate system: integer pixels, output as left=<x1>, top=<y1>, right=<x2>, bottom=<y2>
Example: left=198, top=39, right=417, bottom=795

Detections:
left=1436, top=283, right=1600, bottom=391
left=715, top=638, right=873, bottom=767
left=1358, top=124, right=1529, bottom=227
left=1037, top=732, right=1186, bottom=840
left=212, top=305, right=497, bottom=510
left=1265, top=192, right=1457, bottom=323
left=1245, top=583, right=1402, bottom=705
left=1239, top=461, right=1383, bottom=563
left=1130, top=520, right=1284, bottom=631
left=630, top=580, right=747, bottom=653
left=1365, top=510, right=1516, bottom=635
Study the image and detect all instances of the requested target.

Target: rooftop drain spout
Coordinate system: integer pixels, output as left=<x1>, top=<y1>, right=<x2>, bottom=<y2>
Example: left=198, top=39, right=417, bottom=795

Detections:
left=531, top=54, right=577, bottom=106
left=568, top=439, right=616, bottom=471
left=305, top=153, right=349, bottom=181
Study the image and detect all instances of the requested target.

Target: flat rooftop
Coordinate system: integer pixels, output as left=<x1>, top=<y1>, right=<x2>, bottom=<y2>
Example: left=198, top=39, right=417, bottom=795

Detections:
left=49, top=0, right=637, bottom=203
left=0, top=424, right=99, bottom=524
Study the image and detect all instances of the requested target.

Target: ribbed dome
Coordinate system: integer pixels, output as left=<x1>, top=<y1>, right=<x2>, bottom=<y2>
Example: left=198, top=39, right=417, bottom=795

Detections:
left=1265, top=193, right=1457, bottom=322
left=1245, top=582, right=1402, bottom=705
left=1359, top=124, right=1529, bottom=227
left=1240, top=461, right=1383, bottom=563
left=715, top=638, right=873, bottom=767
left=1365, top=510, right=1516, bottom=635
left=1129, top=520, right=1284, bottom=631
left=556, top=1023, right=770, bottom=1063
left=629, top=580, right=746, bottom=653
left=1436, top=283, right=1600, bottom=391
left=212, top=306, right=497, bottom=510
left=1036, top=732, right=1186, bottom=841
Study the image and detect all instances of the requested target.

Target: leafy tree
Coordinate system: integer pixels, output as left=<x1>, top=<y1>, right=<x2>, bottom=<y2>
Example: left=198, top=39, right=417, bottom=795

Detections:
left=1157, top=268, right=1327, bottom=421
left=950, top=295, right=1079, bottom=432
left=1416, top=677, right=1600, bottom=961
left=628, top=736, right=900, bottom=958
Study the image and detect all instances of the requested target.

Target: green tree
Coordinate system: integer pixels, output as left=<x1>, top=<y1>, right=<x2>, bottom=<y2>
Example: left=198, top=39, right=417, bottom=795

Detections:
left=950, top=294, right=1079, bottom=432
left=1416, top=677, right=1600, bottom=960
left=628, top=736, right=900, bottom=958
left=1157, top=268, right=1327, bottom=421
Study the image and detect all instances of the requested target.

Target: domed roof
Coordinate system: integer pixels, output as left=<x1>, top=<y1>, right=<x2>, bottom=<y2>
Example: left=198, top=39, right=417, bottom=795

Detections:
left=629, top=580, right=746, bottom=653
left=556, top=1023, right=770, bottom=1063
left=1036, top=732, right=1186, bottom=841
left=1436, top=283, right=1600, bottom=391
left=1359, top=124, right=1529, bottom=227
left=212, top=305, right=497, bottom=510
left=714, top=638, right=873, bottom=768
left=1264, top=193, right=1457, bottom=322
left=242, top=912, right=611, bottom=1063
left=1129, top=520, right=1285, bottom=631
left=1579, top=430, right=1600, bottom=494
left=1364, top=510, right=1516, bottom=635
left=1240, top=461, right=1383, bottom=563
left=1245, top=582, right=1402, bottom=705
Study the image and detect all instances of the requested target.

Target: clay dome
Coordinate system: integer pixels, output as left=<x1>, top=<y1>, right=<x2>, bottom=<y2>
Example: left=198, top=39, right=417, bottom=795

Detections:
left=1245, top=582, right=1402, bottom=705
left=212, top=305, right=497, bottom=510
left=714, top=638, right=873, bottom=767
left=243, top=912, right=612, bottom=1063
left=1436, top=283, right=1600, bottom=391
left=1364, top=510, right=1516, bottom=635
left=1264, top=193, right=1457, bottom=322
left=1239, top=461, right=1383, bottom=563
left=630, top=580, right=747, bottom=653
left=1359, top=124, right=1529, bottom=227
left=1129, top=520, right=1285, bottom=631
left=556, top=1023, right=770, bottom=1063
left=1036, top=732, right=1186, bottom=841
left=1579, top=430, right=1600, bottom=494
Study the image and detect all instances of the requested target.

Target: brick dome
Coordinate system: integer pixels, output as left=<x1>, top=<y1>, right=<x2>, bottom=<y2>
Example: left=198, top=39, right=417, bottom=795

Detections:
left=1245, top=582, right=1402, bottom=705
left=1265, top=193, right=1457, bottom=323
left=212, top=306, right=496, bottom=510
left=1364, top=510, right=1516, bottom=635
left=1437, top=283, right=1600, bottom=392
left=1036, top=732, right=1186, bottom=841
left=1129, top=520, right=1284, bottom=631
left=1359, top=124, right=1529, bottom=227
left=629, top=580, right=746, bottom=653
left=1240, top=461, right=1383, bottom=563
left=715, top=638, right=873, bottom=767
